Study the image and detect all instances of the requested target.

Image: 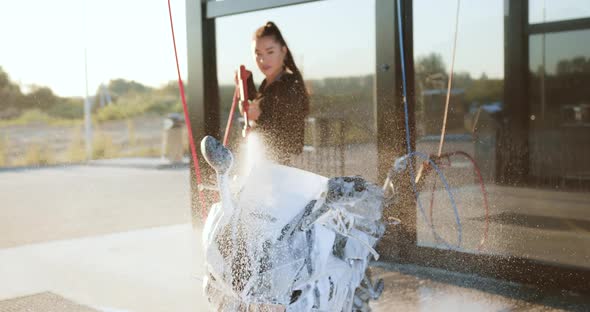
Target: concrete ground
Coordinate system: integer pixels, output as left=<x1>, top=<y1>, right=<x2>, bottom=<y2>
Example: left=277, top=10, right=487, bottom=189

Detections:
left=1, top=161, right=589, bottom=311
left=0, top=162, right=190, bottom=248
left=2, top=223, right=588, bottom=312
left=0, top=224, right=207, bottom=312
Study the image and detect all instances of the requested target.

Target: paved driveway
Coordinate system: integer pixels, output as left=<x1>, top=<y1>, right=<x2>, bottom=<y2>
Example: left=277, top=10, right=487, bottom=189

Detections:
left=0, top=165, right=191, bottom=248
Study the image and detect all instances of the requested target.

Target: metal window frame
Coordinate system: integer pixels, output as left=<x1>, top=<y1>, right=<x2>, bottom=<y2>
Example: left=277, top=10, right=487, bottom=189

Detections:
left=186, top=0, right=219, bottom=224
left=497, top=0, right=530, bottom=185
left=529, top=17, right=590, bottom=34
left=206, top=0, right=321, bottom=18
left=375, top=0, right=417, bottom=260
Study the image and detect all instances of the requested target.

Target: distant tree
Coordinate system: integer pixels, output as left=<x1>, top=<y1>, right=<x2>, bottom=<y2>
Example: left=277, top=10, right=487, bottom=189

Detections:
left=465, top=78, right=503, bottom=104
left=48, top=97, right=84, bottom=119
left=556, top=56, right=590, bottom=74
left=107, top=79, right=152, bottom=98
left=571, top=56, right=587, bottom=73
left=0, top=66, right=23, bottom=112
left=157, top=80, right=184, bottom=97
left=23, top=86, right=58, bottom=111
left=453, top=71, right=473, bottom=89
left=415, top=53, right=449, bottom=89
left=415, top=53, right=503, bottom=106
left=547, top=56, right=590, bottom=109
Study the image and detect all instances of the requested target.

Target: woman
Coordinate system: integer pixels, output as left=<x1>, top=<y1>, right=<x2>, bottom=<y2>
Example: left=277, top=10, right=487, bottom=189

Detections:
left=242, top=21, right=309, bottom=165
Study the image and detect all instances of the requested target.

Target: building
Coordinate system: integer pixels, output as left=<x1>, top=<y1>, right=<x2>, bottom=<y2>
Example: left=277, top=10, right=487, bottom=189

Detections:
left=186, top=0, right=590, bottom=296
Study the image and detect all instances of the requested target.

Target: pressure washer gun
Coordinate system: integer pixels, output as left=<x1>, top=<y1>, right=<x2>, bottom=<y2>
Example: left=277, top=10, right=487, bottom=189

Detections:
left=383, top=153, right=452, bottom=195
left=237, top=65, right=252, bottom=138
left=222, top=65, right=253, bottom=146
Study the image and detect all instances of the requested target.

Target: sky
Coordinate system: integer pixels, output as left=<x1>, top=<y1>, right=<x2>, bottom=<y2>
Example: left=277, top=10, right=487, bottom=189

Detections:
left=0, top=0, right=587, bottom=98
left=0, top=0, right=187, bottom=98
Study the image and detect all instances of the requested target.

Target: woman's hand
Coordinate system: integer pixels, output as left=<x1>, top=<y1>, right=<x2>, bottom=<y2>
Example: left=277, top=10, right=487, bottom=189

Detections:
left=248, top=98, right=262, bottom=121
left=239, top=99, right=247, bottom=116
left=238, top=98, right=261, bottom=121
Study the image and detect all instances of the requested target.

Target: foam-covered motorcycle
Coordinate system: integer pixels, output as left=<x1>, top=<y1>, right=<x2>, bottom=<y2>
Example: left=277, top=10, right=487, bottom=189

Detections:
left=200, top=135, right=386, bottom=311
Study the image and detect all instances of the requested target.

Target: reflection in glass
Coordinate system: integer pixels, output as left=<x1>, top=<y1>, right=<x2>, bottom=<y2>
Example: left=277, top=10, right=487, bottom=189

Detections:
left=215, top=0, right=377, bottom=180
left=414, top=0, right=590, bottom=269
left=529, top=30, right=590, bottom=190
left=413, top=0, right=505, bottom=254
left=529, top=0, right=590, bottom=24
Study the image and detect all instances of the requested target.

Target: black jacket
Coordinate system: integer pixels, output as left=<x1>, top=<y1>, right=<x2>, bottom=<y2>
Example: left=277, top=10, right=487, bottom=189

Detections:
left=248, top=72, right=309, bottom=163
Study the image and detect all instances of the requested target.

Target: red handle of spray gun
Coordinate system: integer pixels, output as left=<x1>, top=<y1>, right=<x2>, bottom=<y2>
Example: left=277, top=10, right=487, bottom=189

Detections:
left=238, top=65, right=251, bottom=137
left=222, top=65, right=252, bottom=146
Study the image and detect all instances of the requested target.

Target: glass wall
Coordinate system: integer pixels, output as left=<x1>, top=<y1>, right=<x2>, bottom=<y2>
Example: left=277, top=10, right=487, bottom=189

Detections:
left=529, top=29, right=590, bottom=190
left=412, top=0, right=504, bottom=253
left=214, top=0, right=378, bottom=180
left=526, top=3, right=590, bottom=268
left=412, top=0, right=590, bottom=269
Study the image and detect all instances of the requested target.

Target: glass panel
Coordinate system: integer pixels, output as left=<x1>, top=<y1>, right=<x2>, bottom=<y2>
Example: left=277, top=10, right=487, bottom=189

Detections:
left=414, top=0, right=590, bottom=269
left=0, top=0, right=201, bottom=310
left=529, top=30, right=590, bottom=191
left=526, top=30, right=590, bottom=268
left=215, top=0, right=377, bottom=180
left=529, top=0, right=590, bottom=24
left=413, top=0, right=505, bottom=253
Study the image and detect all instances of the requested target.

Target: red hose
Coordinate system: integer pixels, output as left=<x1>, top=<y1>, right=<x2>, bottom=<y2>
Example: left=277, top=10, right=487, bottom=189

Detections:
left=427, top=151, right=490, bottom=251
left=167, top=0, right=208, bottom=221
left=223, top=88, right=240, bottom=146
